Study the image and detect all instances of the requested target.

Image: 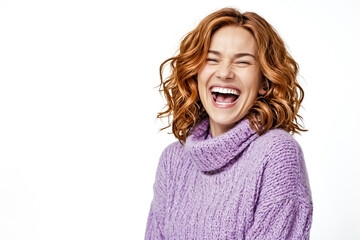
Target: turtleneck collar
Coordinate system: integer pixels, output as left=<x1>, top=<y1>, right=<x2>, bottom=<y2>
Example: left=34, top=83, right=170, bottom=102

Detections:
left=184, top=117, right=259, bottom=172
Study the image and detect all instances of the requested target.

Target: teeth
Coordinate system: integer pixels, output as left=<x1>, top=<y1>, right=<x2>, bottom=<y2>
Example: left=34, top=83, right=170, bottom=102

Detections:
left=211, top=87, right=240, bottom=95
left=216, top=102, right=234, bottom=105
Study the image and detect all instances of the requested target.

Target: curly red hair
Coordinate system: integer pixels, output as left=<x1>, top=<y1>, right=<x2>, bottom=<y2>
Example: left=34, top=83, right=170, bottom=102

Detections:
left=158, top=8, right=306, bottom=143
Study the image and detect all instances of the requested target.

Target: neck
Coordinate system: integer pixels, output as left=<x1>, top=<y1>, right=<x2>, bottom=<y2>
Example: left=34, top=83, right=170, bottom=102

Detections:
left=209, top=119, right=237, bottom=137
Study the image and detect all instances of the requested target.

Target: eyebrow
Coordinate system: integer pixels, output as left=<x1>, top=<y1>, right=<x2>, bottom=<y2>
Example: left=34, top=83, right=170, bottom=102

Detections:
left=208, top=50, right=255, bottom=59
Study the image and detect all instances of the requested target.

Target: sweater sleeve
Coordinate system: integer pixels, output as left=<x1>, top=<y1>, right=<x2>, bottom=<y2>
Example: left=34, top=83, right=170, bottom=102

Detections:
left=145, top=144, right=172, bottom=240
left=245, top=133, right=313, bottom=240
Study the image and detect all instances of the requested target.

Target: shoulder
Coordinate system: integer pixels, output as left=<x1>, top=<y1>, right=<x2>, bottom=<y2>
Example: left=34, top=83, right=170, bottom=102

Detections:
left=250, top=128, right=307, bottom=191
left=160, top=141, right=184, bottom=161
left=252, top=129, right=311, bottom=202
left=252, top=128, right=303, bottom=162
left=158, top=141, right=185, bottom=174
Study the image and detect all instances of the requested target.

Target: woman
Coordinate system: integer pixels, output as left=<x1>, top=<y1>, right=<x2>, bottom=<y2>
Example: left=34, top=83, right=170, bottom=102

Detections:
left=145, top=8, right=312, bottom=240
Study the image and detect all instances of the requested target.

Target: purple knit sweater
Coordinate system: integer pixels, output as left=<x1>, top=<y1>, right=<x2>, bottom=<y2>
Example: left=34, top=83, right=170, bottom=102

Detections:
left=145, top=118, right=312, bottom=239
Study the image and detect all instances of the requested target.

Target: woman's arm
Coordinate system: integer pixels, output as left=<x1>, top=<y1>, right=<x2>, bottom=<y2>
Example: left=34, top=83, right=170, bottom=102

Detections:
left=246, top=133, right=313, bottom=240
left=145, top=144, right=173, bottom=240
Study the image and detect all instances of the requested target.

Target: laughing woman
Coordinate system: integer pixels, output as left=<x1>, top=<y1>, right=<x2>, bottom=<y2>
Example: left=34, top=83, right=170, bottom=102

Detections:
left=145, top=8, right=312, bottom=240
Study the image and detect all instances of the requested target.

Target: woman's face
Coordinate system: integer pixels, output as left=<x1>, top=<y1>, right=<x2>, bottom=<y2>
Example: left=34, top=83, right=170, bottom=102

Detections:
left=197, top=25, right=265, bottom=137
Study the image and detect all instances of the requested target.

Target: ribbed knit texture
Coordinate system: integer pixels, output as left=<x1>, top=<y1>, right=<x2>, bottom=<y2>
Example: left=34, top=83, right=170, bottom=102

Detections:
left=145, top=118, right=313, bottom=240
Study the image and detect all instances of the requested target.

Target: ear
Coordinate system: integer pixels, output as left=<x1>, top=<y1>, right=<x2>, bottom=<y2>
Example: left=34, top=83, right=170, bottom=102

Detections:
left=258, top=80, right=267, bottom=95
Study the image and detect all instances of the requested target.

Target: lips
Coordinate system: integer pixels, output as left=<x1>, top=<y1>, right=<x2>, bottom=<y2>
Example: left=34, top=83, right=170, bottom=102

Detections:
left=210, top=86, right=240, bottom=107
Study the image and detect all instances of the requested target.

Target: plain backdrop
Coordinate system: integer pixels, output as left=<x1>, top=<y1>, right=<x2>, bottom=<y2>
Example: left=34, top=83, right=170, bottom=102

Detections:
left=1, top=0, right=360, bottom=239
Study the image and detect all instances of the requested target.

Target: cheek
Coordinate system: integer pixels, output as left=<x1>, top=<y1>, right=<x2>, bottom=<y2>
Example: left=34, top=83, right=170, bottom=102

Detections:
left=198, top=82, right=208, bottom=105
left=241, top=70, right=262, bottom=92
left=197, top=69, right=209, bottom=92
left=197, top=76, right=205, bottom=93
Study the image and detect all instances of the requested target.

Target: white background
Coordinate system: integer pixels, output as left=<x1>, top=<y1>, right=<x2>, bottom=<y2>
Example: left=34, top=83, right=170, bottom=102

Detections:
left=0, top=0, right=359, bottom=239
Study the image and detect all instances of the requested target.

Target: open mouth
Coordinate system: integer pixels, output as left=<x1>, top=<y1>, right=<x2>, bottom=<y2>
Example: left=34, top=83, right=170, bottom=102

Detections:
left=211, top=87, right=240, bottom=104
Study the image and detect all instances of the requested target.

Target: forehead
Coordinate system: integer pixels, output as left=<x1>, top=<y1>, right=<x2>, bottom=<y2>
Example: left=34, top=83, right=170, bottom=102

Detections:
left=209, top=25, right=257, bottom=54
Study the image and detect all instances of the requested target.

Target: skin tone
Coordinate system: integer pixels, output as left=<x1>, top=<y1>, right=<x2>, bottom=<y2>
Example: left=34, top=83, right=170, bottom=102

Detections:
left=197, top=25, right=266, bottom=137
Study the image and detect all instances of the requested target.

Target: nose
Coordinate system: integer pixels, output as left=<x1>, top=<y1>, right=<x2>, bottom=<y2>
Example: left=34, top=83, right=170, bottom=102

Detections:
left=215, top=61, right=234, bottom=80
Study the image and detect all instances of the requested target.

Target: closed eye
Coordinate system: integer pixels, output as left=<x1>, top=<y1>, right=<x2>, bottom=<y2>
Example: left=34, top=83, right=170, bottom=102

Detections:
left=235, top=61, right=250, bottom=64
left=206, top=58, right=218, bottom=63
